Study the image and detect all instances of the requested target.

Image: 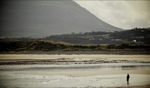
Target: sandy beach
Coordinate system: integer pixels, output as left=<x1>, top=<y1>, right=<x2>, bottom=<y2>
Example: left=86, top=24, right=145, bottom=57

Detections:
left=0, top=54, right=150, bottom=60
left=0, top=54, right=150, bottom=88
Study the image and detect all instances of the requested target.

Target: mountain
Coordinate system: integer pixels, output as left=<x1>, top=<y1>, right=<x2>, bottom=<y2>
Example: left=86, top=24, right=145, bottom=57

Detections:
left=0, top=1, right=122, bottom=38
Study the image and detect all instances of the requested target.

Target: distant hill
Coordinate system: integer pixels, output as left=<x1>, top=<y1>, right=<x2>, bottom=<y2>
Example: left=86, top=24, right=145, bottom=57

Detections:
left=43, top=28, right=150, bottom=44
left=0, top=28, right=150, bottom=53
left=0, top=1, right=122, bottom=38
left=1, top=28, right=149, bottom=44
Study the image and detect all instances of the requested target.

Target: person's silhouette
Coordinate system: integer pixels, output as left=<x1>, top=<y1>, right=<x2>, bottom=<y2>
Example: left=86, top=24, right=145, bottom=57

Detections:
left=126, top=74, right=130, bottom=85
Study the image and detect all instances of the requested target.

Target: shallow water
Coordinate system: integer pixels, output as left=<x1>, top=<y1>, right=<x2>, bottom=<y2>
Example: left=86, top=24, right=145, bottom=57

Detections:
left=0, top=64, right=150, bottom=71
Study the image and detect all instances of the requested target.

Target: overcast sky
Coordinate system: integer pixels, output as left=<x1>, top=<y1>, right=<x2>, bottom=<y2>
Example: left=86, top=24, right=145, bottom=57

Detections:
left=74, top=0, right=150, bottom=29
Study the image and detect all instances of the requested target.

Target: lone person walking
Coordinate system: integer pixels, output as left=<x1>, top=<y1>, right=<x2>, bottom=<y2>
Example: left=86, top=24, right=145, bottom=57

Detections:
left=126, top=74, right=130, bottom=85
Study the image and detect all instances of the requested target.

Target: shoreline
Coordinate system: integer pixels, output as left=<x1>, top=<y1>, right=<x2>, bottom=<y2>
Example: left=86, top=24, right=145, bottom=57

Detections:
left=0, top=54, right=149, bottom=65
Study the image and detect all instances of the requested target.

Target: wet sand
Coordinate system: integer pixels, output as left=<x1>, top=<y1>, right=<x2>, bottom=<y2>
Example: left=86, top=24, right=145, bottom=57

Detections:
left=0, top=64, right=150, bottom=88
left=0, top=54, right=150, bottom=88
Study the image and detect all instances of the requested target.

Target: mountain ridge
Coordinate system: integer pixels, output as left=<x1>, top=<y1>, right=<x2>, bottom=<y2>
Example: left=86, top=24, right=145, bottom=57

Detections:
left=0, top=1, right=122, bottom=38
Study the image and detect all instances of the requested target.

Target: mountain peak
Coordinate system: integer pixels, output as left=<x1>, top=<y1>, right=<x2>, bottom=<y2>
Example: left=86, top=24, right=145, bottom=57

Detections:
left=0, top=1, right=122, bottom=38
